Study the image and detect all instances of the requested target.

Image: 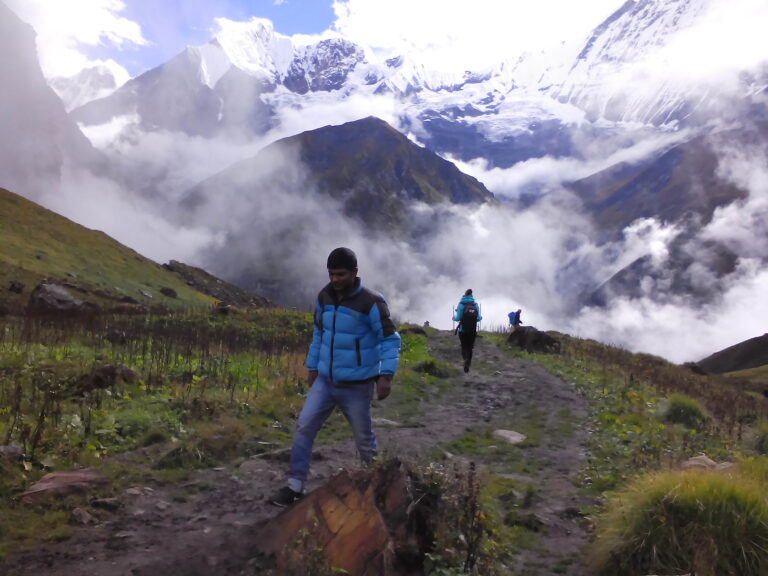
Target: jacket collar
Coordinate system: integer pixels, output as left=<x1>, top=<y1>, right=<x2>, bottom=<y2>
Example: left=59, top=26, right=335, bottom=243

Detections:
left=322, top=277, right=363, bottom=302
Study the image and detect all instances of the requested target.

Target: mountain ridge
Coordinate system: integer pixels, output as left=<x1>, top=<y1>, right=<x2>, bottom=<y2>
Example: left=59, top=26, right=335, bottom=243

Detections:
left=697, top=333, right=768, bottom=374
left=0, top=187, right=266, bottom=314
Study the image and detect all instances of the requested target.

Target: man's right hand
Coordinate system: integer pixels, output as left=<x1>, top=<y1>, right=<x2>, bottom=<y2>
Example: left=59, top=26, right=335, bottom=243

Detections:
left=308, top=370, right=318, bottom=386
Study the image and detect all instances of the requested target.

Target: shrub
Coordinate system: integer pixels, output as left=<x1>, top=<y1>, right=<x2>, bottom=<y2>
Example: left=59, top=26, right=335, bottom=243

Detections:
left=196, top=416, right=246, bottom=459
left=591, top=469, right=768, bottom=576
left=410, top=359, right=454, bottom=378
left=659, top=393, right=708, bottom=429
left=755, top=421, right=768, bottom=455
left=139, top=427, right=170, bottom=447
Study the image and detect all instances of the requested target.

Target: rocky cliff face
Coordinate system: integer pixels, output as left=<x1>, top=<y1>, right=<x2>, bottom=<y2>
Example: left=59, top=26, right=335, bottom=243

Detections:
left=0, top=2, right=103, bottom=199
left=283, top=38, right=367, bottom=94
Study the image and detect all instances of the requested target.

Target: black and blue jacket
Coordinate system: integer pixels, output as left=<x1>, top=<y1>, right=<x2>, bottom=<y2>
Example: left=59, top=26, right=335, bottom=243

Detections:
left=306, top=278, right=401, bottom=383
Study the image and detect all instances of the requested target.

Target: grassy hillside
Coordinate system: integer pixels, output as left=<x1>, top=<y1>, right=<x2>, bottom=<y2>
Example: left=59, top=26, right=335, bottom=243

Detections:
left=0, top=188, right=217, bottom=312
left=726, top=364, right=768, bottom=385
left=698, top=333, right=768, bottom=375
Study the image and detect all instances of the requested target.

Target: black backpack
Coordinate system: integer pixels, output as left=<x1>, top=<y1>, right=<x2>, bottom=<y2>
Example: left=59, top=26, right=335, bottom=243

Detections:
left=460, top=301, right=479, bottom=333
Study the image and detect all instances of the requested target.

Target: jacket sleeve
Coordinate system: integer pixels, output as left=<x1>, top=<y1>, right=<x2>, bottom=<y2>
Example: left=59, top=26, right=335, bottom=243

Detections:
left=371, top=299, right=400, bottom=375
left=305, top=299, right=323, bottom=370
left=453, top=302, right=464, bottom=322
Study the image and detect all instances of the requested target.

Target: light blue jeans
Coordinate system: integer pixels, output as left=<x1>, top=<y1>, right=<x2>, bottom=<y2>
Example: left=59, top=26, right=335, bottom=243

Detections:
left=287, top=373, right=377, bottom=493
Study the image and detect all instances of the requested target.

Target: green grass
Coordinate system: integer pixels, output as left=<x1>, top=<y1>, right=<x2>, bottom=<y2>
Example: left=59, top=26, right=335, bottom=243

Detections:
left=444, top=428, right=542, bottom=476
left=498, top=333, right=743, bottom=492
left=488, top=332, right=768, bottom=575
left=590, top=467, right=768, bottom=576
left=657, top=392, right=709, bottom=429
left=0, top=507, right=74, bottom=560
left=374, top=328, right=458, bottom=425
left=0, top=187, right=216, bottom=312
left=725, top=364, right=768, bottom=383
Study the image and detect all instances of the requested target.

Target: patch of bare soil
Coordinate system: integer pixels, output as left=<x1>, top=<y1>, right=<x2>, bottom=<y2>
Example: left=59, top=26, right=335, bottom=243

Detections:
left=2, top=331, right=595, bottom=576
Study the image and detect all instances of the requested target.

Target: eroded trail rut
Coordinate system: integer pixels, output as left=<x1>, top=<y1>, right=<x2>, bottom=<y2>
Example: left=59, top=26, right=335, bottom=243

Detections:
left=5, top=331, right=594, bottom=576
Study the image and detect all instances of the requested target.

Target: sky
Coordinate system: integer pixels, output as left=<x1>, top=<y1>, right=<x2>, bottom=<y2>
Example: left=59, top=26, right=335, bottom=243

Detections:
left=5, top=0, right=625, bottom=79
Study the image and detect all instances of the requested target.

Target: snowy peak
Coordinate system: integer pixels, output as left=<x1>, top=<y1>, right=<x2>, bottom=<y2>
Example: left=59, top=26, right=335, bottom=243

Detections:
left=546, top=0, right=737, bottom=124
left=213, top=17, right=293, bottom=80
left=575, top=0, right=709, bottom=66
left=284, top=38, right=366, bottom=94
left=49, top=63, right=128, bottom=111
left=190, top=42, right=232, bottom=88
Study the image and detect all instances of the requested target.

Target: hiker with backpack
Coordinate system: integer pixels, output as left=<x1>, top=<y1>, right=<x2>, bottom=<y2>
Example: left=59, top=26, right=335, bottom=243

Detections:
left=271, top=247, right=401, bottom=507
left=454, top=289, right=482, bottom=373
left=508, top=309, right=522, bottom=332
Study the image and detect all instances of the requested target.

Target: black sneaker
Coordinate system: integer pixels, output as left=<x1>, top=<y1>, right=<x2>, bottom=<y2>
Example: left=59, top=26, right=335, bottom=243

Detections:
left=270, top=486, right=303, bottom=507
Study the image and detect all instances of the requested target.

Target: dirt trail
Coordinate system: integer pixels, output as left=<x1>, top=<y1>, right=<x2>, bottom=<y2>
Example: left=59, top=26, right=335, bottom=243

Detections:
left=3, top=330, right=594, bottom=576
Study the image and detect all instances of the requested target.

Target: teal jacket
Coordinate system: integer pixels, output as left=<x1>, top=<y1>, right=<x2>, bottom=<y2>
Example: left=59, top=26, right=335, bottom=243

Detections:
left=454, top=295, right=481, bottom=333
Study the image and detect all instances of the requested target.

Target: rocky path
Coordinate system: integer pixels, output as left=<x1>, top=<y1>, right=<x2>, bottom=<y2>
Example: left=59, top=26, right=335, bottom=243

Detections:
left=3, top=330, right=594, bottom=576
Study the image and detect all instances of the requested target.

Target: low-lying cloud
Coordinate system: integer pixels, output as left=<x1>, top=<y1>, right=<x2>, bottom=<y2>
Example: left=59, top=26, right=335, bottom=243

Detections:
left=41, top=92, right=767, bottom=366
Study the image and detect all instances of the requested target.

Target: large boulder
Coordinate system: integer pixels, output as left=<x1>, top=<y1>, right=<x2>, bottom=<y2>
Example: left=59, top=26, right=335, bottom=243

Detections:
left=508, top=326, right=561, bottom=354
left=255, top=459, right=422, bottom=575
left=26, top=283, right=99, bottom=315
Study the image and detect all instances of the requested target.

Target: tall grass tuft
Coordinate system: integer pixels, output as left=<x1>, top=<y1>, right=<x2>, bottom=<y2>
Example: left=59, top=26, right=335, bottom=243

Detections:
left=659, top=393, right=709, bottom=429
left=755, top=421, right=768, bottom=455
left=591, top=468, right=768, bottom=576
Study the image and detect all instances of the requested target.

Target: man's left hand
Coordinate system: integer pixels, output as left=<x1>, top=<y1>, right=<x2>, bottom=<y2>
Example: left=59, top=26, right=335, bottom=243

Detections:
left=375, top=375, right=392, bottom=400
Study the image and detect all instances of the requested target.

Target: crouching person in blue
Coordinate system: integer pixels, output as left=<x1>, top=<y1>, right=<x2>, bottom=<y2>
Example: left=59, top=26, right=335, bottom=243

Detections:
left=271, top=247, right=401, bottom=507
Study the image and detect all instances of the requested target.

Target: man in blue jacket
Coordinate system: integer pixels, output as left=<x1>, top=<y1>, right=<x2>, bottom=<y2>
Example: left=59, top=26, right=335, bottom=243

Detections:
left=271, top=247, right=401, bottom=507
left=454, top=289, right=482, bottom=373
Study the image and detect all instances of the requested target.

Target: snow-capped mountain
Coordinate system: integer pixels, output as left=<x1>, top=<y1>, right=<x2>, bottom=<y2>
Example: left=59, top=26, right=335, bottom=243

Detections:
left=0, top=1, right=103, bottom=199
left=49, top=63, right=127, bottom=112
left=542, top=0, right=740, bottom=125
left=70, top=0, right=766, bottom=170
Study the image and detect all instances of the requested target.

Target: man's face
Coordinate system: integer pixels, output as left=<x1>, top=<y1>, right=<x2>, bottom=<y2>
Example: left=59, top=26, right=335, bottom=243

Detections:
left=328, top=268, right=357, bottom=293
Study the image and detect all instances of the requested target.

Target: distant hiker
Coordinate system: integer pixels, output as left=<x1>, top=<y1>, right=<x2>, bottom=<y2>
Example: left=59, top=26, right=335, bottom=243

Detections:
left=508, top=309, right=522, bottom=331
left=453, top=289, right=482, bottom=373
left=271, top=247, right=401, bottom=507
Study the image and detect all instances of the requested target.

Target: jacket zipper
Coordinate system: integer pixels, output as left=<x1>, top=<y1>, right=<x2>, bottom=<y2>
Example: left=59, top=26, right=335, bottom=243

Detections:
left=355, top=338, right=362, bottom=366
left=329, top=304, right=338, bottom=381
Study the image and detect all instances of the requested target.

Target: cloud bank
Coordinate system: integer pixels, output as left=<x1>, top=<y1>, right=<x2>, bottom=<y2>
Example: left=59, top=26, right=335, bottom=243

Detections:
left=332, top=0, right=624, bottom=71
left=5, top=0, right=143, bottom=79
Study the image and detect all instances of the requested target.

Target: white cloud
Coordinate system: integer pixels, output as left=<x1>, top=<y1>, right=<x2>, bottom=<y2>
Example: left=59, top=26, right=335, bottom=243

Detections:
left=267, top=92, right=400, bottom=141
left=570, top=132, right=768, bottom=363
left=573, top=262, right=768, bottom=364
left=39, top=165, right=222, bottom=265
left=453, top=127, right=690, bottom=199
left=650, top=0, right=768, bottom=81
left=332, top=0, right=625, bottom=72
left=5, top=0, right=144, bottom=78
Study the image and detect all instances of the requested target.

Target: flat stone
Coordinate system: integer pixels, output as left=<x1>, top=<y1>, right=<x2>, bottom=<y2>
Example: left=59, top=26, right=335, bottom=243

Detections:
left=21, top=468, right=111, bottom=503
left=493, top=429, right=527, bottom=445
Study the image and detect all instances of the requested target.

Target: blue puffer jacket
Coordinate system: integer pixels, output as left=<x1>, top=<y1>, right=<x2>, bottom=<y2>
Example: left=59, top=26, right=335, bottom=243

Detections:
left=306, top=278, right=401, bottom=383
left=453, top=295, right=482, bottom=333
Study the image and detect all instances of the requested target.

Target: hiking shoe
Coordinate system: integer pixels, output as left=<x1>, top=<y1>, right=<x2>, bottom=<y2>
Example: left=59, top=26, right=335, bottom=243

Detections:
left=270, top=486, right=303, bottom=508
left=463, top=362, right=470, bottom=373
